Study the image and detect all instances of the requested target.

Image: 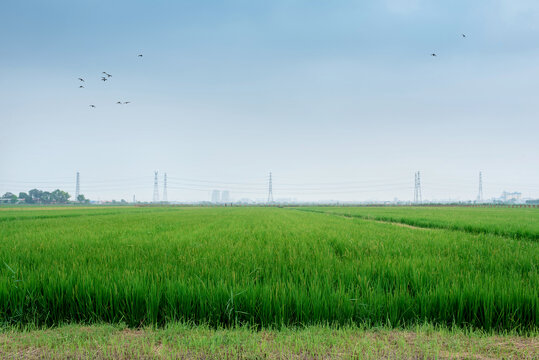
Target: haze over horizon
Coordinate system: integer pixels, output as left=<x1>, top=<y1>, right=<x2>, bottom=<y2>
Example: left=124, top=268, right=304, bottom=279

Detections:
left=1, top=0, right=538, bottom=202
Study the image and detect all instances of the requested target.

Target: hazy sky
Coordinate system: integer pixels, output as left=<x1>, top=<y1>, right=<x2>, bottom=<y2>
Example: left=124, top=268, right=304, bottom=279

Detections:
left=1, top=0, right=538, bottom=202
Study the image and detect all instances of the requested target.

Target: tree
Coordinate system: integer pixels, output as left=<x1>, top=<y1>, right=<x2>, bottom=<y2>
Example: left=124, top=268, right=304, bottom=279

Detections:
left=77, top=194, right=88, bottom=203
left=51, top=189, right=70, bottom=204
left=41, top=191, right=52, bottom=204
left=2, top=188, right=72, bottom=205
left=2, top=192, right=17, bottom=204
left=2, top=192, right=15, bottom=198
left=18, top=192, right=32, bottom=204
left=29, top=189, right=43, bottom=203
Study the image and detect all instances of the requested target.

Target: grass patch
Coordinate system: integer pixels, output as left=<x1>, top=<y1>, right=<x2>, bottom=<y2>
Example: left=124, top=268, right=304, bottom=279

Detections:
left=1, top=323, right=537, bottom=359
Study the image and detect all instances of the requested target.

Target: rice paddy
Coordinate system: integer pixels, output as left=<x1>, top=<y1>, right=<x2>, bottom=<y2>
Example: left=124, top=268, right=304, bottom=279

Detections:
left=301, top=206, right=539, bottom=240
left=0, top=206, right=537, bottom=332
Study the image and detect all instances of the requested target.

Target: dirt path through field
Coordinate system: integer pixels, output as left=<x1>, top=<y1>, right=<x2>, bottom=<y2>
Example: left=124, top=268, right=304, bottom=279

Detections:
left=370, top=218, right=426, bottom=230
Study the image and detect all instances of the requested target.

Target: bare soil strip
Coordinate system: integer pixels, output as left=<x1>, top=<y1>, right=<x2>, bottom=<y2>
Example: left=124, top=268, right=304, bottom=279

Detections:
left=371, top=218, right=427, bottom=230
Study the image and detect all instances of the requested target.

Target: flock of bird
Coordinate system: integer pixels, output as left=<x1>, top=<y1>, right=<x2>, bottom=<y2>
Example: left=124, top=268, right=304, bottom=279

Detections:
left=431, top=33, right=466, bottom=57
left=80, top=54, right=143, bottom=108
left=80, top=35, right=466, bottom=108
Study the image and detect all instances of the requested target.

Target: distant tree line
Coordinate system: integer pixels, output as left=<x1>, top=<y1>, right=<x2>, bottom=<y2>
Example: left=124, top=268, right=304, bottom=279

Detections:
left=1, top=189, right=89, bottom=204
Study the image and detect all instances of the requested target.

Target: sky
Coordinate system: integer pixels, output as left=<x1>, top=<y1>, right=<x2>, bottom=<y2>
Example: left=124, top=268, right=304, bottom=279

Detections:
left=1, top=0, right=538, bottom=202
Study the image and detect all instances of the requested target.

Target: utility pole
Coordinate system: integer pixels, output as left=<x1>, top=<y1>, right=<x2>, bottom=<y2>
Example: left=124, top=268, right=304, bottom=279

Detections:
left=75, top=172, right=80, bottom=201
left=153, top=171, right=159, bottom=203
left=414, top=171, right=422, bottom=204
left=477, top=171, right=483, bottom=203
left=163, top=173, right=168, bottom=203
left=267, top=172, right=274, bottom=203
left=417, top=171, right=422, bottom=204
left=414, top=172, right=417, bottom=204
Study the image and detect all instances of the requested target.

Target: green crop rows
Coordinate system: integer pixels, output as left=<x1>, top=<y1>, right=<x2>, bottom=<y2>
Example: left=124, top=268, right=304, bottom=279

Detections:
left=0, top=206, right=537, bottom=332
left=300, top=206, right=539, bottom=240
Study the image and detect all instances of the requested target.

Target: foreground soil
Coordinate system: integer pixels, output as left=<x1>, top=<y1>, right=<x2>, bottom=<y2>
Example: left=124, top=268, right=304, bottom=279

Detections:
left=1, top=324, right=537, bottom=359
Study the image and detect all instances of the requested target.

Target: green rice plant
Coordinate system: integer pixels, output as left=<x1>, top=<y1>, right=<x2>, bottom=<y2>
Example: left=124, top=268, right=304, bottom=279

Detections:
left=301, top=206, right=539, bottom=240
left=0, top=207, right=537, bottom=332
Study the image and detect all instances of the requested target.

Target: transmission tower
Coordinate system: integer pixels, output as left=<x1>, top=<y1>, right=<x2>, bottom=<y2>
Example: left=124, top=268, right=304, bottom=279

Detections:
left=267, top=172, right=274, bottom=203
left=417, top=171, right=422, bottom=203
left=163, top=173, right=168, bottom=202
left=75, top=172, right=80, bottom=201
left=153, top=171, right=159, bottom=203
left=133, top=194, right=136, bottom=204
left=414, top=171, right=422, bottom=204
left=414, top=172, right=417, bottom=204
left=477, top=171, right=483, bottom=203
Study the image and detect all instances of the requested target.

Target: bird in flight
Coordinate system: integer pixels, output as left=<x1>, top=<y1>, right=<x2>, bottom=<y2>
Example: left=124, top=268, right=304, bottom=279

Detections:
left=89, top=105, right=96, bottom=108
left=138, top=54, right=143, bottom=57
left=79, top=85, right=84, bottom=88
left=78, top=78, right=84, bottom=82
left=103, top=72, right=112, bottom=78
left=431, top=53, right=437, bottom=57
left=116, top=101, right=122, bottom=104
left=462, top=34, right=466, bottom=38
left=101, top=77, right=108, bottom=81
left=123, top=101, right=130, bottom=104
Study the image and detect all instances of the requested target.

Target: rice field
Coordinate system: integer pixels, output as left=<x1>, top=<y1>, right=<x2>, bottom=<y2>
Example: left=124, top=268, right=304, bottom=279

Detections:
left=0, top=206, right=538, bottom=332
left=300, top=206, right=539, bottom=240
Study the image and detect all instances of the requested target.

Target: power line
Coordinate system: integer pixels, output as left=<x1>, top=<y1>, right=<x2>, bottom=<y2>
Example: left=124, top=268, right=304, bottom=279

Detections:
left=166, top=178, right=411, bottom=191
left=167, top=176, right=267, bottom=186
left=3, top=172, right=539, bottom=202
left=167, top=180, right=265, bottom=191
left=167, top=186, right=264, bottom=194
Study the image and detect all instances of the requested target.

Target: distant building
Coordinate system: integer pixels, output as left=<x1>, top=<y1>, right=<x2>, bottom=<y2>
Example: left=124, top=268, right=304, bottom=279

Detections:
left=221, top=190, right=230, bottom=203
left=501, top=191, right=522, bottom=203
left=211, top=190, right=220, bottom=203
